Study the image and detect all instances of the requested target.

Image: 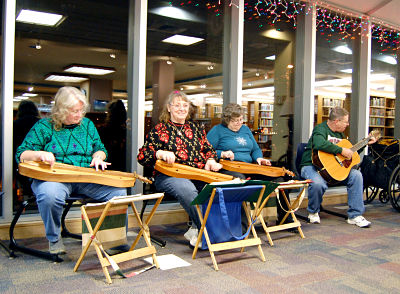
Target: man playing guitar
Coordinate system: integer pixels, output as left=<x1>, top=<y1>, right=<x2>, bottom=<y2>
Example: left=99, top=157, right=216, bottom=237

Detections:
left=299, top=107, right=377, bottom=227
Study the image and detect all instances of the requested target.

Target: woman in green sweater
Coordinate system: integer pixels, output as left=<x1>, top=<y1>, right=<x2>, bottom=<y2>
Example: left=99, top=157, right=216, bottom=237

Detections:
left=15, top=86, right=126, bottom=255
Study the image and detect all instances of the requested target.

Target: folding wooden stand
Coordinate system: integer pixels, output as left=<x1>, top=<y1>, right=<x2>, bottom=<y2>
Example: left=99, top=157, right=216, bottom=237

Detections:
left=256, top=180, right=311, bottom=246
left=191, top=181, right=279, bottom=271
left=74, top=193, right=164, bottom=284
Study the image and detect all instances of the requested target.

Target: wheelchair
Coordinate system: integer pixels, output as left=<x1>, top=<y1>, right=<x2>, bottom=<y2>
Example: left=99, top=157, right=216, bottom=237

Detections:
left=360, top=138, right=400, bottom=212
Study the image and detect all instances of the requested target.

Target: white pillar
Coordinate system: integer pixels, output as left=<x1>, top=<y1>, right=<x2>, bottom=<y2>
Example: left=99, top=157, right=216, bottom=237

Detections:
left=1, top=0, right=16, bottom=221
left=222, top=0, right=244, bottom=105
left=127, top=0, right=147, bottom=194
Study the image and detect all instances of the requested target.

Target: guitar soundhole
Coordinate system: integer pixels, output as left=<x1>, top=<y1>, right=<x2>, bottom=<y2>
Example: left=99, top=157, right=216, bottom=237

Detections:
left=343, top=159, right=352, bottom=168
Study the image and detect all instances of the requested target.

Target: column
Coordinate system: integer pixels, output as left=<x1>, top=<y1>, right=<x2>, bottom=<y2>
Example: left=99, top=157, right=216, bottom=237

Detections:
left=351, top=17, right=371, bottom=145
left=293, top=3, right=316, bottom=171
left=222, top=0, right=244, bottom=106
left=152, top=60, right=175, bottom=126
left=127, top=0, right=147, bottom=194
left=1, top=0, right=16, bottom=220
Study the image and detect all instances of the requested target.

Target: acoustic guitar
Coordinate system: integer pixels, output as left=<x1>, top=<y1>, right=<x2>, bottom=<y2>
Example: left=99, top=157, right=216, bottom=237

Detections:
left=312, top=130, right=380, bottom=184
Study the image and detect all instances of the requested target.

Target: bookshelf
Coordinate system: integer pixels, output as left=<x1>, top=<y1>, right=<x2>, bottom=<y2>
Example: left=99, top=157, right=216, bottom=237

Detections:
left=369, top=96, right=395, bottom=137
left=246, top=101, right=274, bottom=158
left=315, top=96, right=345, bottom=125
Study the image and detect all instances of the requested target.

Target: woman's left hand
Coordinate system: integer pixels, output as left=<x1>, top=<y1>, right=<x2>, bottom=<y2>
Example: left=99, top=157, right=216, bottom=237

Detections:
left=205, top=159, right=222, bottom=172
left=256, top=157, right=271, bottom=166
left=90, top=152, right=111, bottom=171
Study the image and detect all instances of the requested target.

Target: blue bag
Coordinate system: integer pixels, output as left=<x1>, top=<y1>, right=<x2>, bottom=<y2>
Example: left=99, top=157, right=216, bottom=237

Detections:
left=201, top=185, right=263, bottom=249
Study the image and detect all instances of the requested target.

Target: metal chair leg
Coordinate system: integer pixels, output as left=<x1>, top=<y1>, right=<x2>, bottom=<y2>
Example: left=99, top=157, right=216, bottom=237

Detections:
left=9, top=201, right=63, bottom=262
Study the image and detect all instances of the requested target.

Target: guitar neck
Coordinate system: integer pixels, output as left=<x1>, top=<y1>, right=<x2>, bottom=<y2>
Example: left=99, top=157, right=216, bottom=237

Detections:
left=350, top=135, right=371, bottom=153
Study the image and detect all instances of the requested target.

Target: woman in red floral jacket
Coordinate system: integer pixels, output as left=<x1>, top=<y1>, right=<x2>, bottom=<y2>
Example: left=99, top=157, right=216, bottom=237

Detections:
left=138, top=90, right=222, bottom=246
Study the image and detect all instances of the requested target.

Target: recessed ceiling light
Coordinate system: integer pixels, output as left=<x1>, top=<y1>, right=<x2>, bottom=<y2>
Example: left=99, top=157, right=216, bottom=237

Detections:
left=14, top=96, right=29, bottom=101
left=265, top=55, right=276, bottom=60
left=340, top=69, right=353, bottom=73
left=333, top=45, right=352, bottom=55
left=45, top=73, right=88, bottom=83
left=378, top=55, right=397, bottom=65
left=16, top=9, right=64, bottom=26
left=22, top=93, right=38, bottom=97
left=64, top=64, right=115, bottom=75
left=162, top=34, right=204, bottom=46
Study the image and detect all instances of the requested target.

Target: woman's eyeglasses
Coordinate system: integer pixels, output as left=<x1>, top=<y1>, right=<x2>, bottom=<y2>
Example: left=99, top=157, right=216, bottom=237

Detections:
left=169, top=103, right=189, bottom=109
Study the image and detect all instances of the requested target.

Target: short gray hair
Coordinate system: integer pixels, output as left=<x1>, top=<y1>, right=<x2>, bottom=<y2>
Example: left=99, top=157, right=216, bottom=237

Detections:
left=328, top=107, right=349, bottom=121
left=221, top=103, right=244, bottom=126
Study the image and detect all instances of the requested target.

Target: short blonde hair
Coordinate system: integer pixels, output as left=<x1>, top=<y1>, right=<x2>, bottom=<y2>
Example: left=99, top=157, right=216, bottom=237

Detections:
left=221, top=103, right=243, bottom=126
left=51, top=86, right=88, bottom=130
left=159, top=90, right=190, bottom=123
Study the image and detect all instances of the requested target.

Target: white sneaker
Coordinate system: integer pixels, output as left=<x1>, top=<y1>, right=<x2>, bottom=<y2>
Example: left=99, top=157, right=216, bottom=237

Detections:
left=308, top=212, right=320, bottom=224
left=184, top=227, right=198, bottom=241
left=190, top=235, right=202, bottom=249
left=347, top=216, right=371, bottom=228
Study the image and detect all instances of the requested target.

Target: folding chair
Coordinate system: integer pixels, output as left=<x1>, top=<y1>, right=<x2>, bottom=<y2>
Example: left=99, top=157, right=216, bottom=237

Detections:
left=191, top=180, right=279, bottom=271
left=256, top=180, right=311, bottom=246
left=74, top=193, right=163, bottom=284
left=9, top=194, right=91, bottom=262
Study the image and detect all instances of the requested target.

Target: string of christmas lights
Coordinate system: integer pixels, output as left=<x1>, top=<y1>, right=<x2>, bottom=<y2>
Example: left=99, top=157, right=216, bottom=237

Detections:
left=167, top=0, right=400, bottom=50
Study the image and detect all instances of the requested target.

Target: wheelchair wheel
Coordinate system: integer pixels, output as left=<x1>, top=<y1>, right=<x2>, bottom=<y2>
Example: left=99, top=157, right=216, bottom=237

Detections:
left=364, top=185, right=379, bottom=204
left=388, top=165, right=400, bottom=212
left=378, top=190, right=390, bottom=203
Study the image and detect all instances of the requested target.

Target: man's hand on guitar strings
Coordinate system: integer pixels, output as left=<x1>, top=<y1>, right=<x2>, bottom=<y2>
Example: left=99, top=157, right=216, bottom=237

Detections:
left=341, top=147, right=353, bottom=159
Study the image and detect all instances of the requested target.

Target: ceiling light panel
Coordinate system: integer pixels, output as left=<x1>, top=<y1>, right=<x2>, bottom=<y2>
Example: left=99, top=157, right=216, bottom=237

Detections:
left=162, top=34, right=204, bottom=45
left=45, top=74, right=88, bottom=83
left=332, top=45, right=352, bottom=55
left=16, top=9, right=63, bottom=26
left=64, top=64, right=115, bottom=75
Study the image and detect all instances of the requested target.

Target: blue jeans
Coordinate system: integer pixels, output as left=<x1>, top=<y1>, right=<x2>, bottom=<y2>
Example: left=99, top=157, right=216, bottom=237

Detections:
left=31, top=180, right=127, bottom=242
left=301, top=165, right=365, bottom=219
left=155, top=173, right=203, bottom=229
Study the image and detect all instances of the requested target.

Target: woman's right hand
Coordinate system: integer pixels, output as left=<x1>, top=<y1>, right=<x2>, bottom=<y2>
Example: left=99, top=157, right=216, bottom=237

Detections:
left=221, top=150, right=234, bottom=160
left=38, top=151, right=56, bottom=166
left=20, top=150, right=56, bottom=166
left=156, top=150, right=176, bottom=164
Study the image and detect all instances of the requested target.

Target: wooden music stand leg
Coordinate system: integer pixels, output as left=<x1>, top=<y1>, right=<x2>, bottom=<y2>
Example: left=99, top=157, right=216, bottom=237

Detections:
left=129, top=198, right=162, bottom=269
left=192, top=189, right=220, bottom=271
left=74, top=202, right=113, bottom=284
left=74, top=202, right=112, bottom=272
left=241, top=190, right=266, bottom=262
left=259, top=184, right=308, bottom=246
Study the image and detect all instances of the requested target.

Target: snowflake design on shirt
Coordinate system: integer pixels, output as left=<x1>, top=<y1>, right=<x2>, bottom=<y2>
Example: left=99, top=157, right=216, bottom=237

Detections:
left=236, top=136, right=247, bottom=146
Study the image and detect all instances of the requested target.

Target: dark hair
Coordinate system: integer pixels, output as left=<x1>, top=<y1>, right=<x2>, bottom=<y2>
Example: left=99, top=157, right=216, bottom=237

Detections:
left=106, top=100, right=127, bottom=127
left=221, top=103, right=244, bottom=126
left=329, top=107, right=349, bottom=121
left=16, top=100, right=39, bottom=119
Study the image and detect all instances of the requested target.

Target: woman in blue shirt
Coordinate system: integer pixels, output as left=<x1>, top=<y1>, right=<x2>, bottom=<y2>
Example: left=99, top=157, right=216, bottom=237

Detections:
left=207, top=103, right=271, bottom=171
left=207, top=103, right=291, bottom=225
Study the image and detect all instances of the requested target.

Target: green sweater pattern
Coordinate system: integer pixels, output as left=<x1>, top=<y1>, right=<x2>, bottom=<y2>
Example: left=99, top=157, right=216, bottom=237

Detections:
left=15, top=117, right=107, bottom=168
left=300, top=121, right=344, bottom=168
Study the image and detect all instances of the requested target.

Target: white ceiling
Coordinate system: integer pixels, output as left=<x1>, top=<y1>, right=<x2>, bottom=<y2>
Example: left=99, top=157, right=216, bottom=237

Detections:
left=320, top=0, right=400, bottom=29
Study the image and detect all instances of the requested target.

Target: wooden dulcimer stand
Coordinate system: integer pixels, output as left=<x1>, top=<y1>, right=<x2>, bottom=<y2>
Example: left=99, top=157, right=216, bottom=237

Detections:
left=74, top=193, right=164, bottom=284
left=254, top=180, right=312, bottom=246
left=191, top=181, right=279, bottom=271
